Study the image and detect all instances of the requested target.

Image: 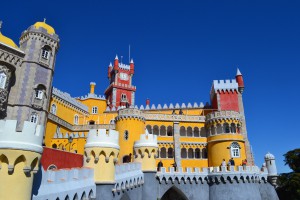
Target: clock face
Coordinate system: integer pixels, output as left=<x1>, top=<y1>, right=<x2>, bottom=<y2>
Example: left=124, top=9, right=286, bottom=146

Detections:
left=119, top=73, right=128, bottom=80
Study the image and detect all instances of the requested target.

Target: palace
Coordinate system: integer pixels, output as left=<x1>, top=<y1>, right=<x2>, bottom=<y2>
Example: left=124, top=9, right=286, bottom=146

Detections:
left=0, top=20, right=279, bottom=200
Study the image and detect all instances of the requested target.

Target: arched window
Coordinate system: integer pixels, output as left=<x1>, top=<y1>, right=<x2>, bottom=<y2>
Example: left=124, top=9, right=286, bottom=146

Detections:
left=74, top=115, right=79, bottom=125
left=34, top=84, right=46, bottom=100
left=88, top=120, right=95, bottom=125
left=160, top=125, right=166, bottom=136
left=224, top=123, right=230, bottom=133
left=167, top=126, right=173, bottom=136
left=121, top=93, right=127, bottom=101
left=153, top=125, right=159, bottom=135
left=237, top=124, right=241, bottom=134
left=200, top=127, right=206, bottom=137
left=160, top=147, right=166, bottom=158
left=146, top=125, right=152, bottom=134
left=51, top=104, right=57, bottom=114
left=167, top=148, right=173, bottom=158
left=231, top=123, right=236, bottom=133
left=187, top=127, right=193, bottom=137
left=0, top=72, right=7, bottom=89
left=230, top=142, right=241, bottom=158
left=194, top=127, right=200, bottom=137
left=52, top=144, right=57, bottom=149
left=217, top=124, right=222, bottom=134
left=124, top=130, right=129, bottom=140
left=47, top=164, right=57, bottom=170
left=181, top=148, right=187, bottom=158
left=195, top=148, right=201, bottom=159
left=180, top=126, right=186, bottom=136
left=41, top=46, right=51, bottom=60
left=110, top=119, right=115, bottom=124
left=202, top=148, right=207, bottom=159
left=210, top=126, right=215, bottom=135
left=92, top=106, right=98, bottom=114
left=30, top=113, right=38, bottom=123
left=188, top=148, right=194, bottom=158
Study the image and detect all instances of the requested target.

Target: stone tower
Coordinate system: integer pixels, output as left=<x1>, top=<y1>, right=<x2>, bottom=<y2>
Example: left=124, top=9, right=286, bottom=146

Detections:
left=6, top=21, right=59, bottom=131
left=265, top=152, right=278, bottom=187
left=105, top=56, right=136, bottom=108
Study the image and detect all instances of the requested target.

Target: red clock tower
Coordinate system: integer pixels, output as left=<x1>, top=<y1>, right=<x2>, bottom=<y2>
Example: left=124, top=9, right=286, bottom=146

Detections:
left=105, top=55, right=136, bottom=108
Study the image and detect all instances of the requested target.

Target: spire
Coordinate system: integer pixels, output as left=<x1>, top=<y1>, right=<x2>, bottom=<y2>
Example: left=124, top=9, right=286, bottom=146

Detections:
left=130, top=58, right=134, bottom=64
left=236, top=68, right=242, bottom=76
left=115, top=54, right=118, bottom=60
left=109, top=62, right=112, bottom=67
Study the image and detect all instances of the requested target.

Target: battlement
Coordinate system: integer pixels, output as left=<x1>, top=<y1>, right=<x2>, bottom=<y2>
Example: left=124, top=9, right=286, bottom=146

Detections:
left=114, top=162, right=144, bottom=192
left=206, top=110, right=241, bottom=121
left=116, top=108, right=145, bottom=121
left=32, top=168, right=95, bottom=200
left=134, top=132, right=158, bottom=148
left=0, top=120, right=43, bottom=153
left=85, top=129, right=120, bottom=149
left=212, top=79, right=238, bottom=92
left=157, top=165, right=268, bottom=184
left=118, top=63, right=130, bottom=70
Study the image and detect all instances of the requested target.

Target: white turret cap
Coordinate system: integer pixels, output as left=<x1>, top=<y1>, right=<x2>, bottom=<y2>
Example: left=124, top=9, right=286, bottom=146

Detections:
left=236, top=68, right=242, bottom=76
left=115, top=54, right=118, bottom=60
left=109, top=62, right=112, bottom=67
left=130, top=58, right=134, bottom=64
left=265, top=152, right=275, bottom=159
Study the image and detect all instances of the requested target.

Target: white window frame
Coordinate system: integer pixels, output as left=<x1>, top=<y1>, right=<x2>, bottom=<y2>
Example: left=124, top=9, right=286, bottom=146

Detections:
left=30, top=113, right=38, bottom=123
left=92, top=106, right=98, bottom=114
left=0, top=72, right=7, bottom=89
left=41, top=49, right=50, bottom=59
left=230, top=142, right=241, bottom=158
left=35, top=90, right=43, bottom=99
left=74, top=115, right=79, bottom=125
left=50, top=104, right=57, bottom=114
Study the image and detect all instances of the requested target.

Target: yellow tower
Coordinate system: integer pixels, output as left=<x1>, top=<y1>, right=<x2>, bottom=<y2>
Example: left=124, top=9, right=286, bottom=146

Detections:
left=206, top=110, right=246, bottom=167
left=134, top=131, right=158, bottom=172
left=0, top=120, right=43, bottom=200
left=115, top=108, right=145, bottom=163
left=84, top=129, right=119, bottom=184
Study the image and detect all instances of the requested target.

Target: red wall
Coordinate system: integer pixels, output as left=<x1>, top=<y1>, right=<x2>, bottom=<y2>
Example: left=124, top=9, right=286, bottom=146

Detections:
left=41, top=147, right=83, bottom=170
left=219, top=91, right=239, bottom=112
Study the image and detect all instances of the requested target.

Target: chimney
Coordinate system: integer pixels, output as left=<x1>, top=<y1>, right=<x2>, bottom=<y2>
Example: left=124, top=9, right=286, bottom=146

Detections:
left=146, top=98, right=150, bottom=106
left=90, top=82, right=96, bottom=94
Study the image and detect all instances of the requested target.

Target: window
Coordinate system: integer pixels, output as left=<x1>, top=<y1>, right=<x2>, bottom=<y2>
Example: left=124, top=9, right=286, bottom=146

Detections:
left=195, top=148, right=201, bottom=159
left=188, top=148, right=194, bottom=158
left=0, top=72, right=7, bottom=89
left=167, top=148, right=173, bottom=158
left=160, top=147, right=166, bottom=158
left=74, top=115, right=79, bottom=125
left=124, top=130, right=129, bottom=140
left=41, top=49, right=50, bottom=59
left=35, top=90, right=43, bottom=99
left=50, top=104, right=57, bottom=114
left=167, top=126, right=173, bottom=136
left=30, top=113, right=38, bottom=123
left=181, top=148, right=187, bottom=158
left=121, top=93, right=127, bottom=101
left=230, top=142, right=241, bottom=158
left=92, top=106, right=98, bottom=114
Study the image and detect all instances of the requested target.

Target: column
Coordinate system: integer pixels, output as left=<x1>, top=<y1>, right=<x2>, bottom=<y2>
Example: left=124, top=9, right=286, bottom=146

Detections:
left=173, top=122, right=181, bottom=168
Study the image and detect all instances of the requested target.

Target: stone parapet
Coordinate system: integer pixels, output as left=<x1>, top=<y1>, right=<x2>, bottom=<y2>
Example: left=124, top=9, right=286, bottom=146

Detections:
left=116, top=108, right=145, bottom=121
left=0, top=120, right=43, bottom=153
left=32, top=168, right=96, bottom=200
left=206, top=110, right=241, bottom=122
left=113, top=162, right=144, bottom=192
left=134, top=133, right=158, bottom=148
left=144, top=113, right=205, bottom=122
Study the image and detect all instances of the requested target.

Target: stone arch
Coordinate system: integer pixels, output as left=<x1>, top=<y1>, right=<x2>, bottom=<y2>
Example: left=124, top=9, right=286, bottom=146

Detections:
left=200, top=127, right=206, bottom=137
left=146, top=125, right=152, bottom=134
left=188, top=148, right=194, bottom=158
left=231, top=123, right=236, bottom=133
left=153, top=125, right=159, bottom=135
left=217, top=124, right=222, bottom=134
left=160, top=147, right=166, bottom=158
left=194, top=127, right=200, bottom=137
left=167, top=147, right=173, bottom=158
left=14, top=154, right=26, bottom=170
left=224, top=123, right=230, bottom=133
left=161, top=186, right=188, bottom=200
left=202, top=148, right=207, bottom=159
left=195, top=148, right=201, bottom=159
left=167, top=126, right=173, bottom=136
left=180, top=126, right=186, bottom=136
left=181, top=148, right=187, bottom=158
left=187, top=126, right=193, bottom=137
left=160, top=125, right=166, bottom=136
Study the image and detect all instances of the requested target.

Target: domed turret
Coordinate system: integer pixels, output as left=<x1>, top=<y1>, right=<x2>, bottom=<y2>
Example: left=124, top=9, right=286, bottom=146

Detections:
left=264, top=152, right=278, bottom=187
left=33, top=19, right=55, bottom=35
left=0, top=21, right=18, bottom=49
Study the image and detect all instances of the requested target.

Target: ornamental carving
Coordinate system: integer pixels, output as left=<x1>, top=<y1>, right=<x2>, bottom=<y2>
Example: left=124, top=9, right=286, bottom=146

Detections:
left=0, top=65, right=12, bottom=113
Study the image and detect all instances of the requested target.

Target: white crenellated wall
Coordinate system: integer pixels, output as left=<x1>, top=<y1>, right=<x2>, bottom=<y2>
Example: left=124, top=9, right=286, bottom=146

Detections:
left=113, top=162, right=144, bottom=192
left=134, top=131, right=158, bottom=148
left=212, top=79, right=238, bottom=91
left=85, top=129, right=120, bottom=149
left=32, top=168, right=96, bottom=200
left=0, top=120, right=43, bottom=153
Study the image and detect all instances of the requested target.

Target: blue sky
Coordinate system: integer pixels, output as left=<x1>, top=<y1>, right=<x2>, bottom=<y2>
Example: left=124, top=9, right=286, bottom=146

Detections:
left=1, top=0, right=299, bottom=173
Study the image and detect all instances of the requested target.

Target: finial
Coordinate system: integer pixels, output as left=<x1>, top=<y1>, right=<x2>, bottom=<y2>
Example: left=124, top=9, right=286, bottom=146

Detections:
left=43, top=18, right=46, bottom=23
left=236, top=68, right=242, bottom=76
left=121, top=55, right=123, bottom=64
left=115, top=54, right=118, bottom=60
left=130, top=58, right=134, bottom=64
left=0, top=21, right=3, bottom=33
left=109, top=62, right=112, bottom=67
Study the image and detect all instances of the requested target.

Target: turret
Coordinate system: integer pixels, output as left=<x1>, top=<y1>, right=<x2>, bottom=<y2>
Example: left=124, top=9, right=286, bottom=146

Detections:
left=235, top=68, right=244, bottom=93
left=0, top=120, right=43, bottom=200
left=114, top=55, right=119, bottom=71
left=130, top=58, right=134, bottom=74
left=84, top=129, right=119, bottom=184
left=115, top=108, right=145, bottom=163
left=134, top=131, right=158, bottom=172
left=89, top=82, right=96, bottom=94
left=265, top=152, right=278, bottom=187
left=108, top=62, right=112, bottom=79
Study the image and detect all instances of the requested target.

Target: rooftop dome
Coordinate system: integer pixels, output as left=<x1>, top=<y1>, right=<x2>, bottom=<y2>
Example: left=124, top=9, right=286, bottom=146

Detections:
left=33, top=21, right=55, bottom=35
left=0, top=32, right=18, bottom=49
left=265, top=152, right=275, bottom=159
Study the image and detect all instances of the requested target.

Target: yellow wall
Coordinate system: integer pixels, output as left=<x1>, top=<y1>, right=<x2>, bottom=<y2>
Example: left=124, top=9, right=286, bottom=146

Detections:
left=134, top=146, right=157, bottom=172
left=116, top=118, right=145, bottom=163
left=0, top=149, right=40, bottom=200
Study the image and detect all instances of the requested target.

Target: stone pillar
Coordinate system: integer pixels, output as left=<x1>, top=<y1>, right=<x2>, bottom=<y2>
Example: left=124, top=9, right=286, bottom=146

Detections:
left=173, top=122, right=181, bottom=168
